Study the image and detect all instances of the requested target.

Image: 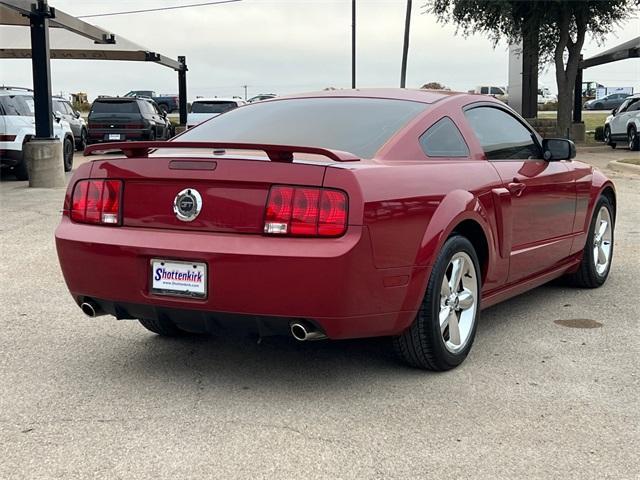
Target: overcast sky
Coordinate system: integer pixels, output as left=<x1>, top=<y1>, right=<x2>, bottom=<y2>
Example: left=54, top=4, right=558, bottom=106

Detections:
left=1, top=0, right=638, bottom=101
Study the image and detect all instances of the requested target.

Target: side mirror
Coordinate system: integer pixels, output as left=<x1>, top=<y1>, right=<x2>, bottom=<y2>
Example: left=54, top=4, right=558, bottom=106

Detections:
left=543, top=138, right=576, bottom=161
left=54, top=111, right=62, bottom=123
left=74, top=111, right=81, bottom=119
left=611, top=108, right=617, bottom=115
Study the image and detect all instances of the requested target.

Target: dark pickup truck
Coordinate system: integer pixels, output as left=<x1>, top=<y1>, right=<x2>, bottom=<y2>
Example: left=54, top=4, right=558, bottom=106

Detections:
left=124, top=90, right=179, bottom=113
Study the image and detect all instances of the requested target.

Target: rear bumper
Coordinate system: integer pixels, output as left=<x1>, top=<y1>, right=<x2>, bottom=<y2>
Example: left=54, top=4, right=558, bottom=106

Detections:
left=55, top=218, right=427, bottom=339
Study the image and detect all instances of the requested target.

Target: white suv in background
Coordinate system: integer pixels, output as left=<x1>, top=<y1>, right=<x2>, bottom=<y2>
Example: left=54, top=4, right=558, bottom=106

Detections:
left=0, top=87, right=75, bottom=180
left=604, top=93, right=640, bottom=151
left=187, top=98, right=245, bottom=129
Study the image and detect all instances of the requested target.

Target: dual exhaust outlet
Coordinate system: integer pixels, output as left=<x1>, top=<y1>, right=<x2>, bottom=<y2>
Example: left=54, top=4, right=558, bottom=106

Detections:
left=290, top=322, right=327, bottom=342
left=80, top=300, right=327, bottom=341
left=80, top=299, right=107, bottom=318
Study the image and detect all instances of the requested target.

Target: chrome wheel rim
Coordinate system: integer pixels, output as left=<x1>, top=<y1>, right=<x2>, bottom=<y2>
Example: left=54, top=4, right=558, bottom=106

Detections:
left=629, top=129, right=637, bottom=150
left=439, top=252, right=478, bottom=353
left=593, top=206, right=612, bottom=276
left=604, top=128, right=610, bottom=144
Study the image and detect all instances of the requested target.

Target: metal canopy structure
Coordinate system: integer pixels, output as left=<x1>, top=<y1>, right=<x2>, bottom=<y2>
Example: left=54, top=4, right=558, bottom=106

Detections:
left=574, top=36, right=639, bottom=123
left=0, top=0, right=188, bottom=137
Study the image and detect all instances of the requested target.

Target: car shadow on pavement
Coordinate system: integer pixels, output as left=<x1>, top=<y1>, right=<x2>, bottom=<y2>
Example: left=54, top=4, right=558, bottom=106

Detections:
left=66, top=281, right=578, bottom=393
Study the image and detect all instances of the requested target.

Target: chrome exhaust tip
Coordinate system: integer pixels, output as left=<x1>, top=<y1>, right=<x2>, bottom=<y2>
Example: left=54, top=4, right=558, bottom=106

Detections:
left=290, top=322, right=327, bottom=342
left=80, top=300, right=105, bottom=318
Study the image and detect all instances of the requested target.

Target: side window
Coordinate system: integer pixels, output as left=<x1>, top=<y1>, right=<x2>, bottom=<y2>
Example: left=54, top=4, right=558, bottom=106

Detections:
left=618, top=100, right=631, bottom=113
left=627, top=99, right=640, bottom=112
left=464, top=106, right=540, bottom=160
left=419, top=117, right=469, bottom=157
left=480, top=87, right=489, bottom=94
left=490, top=87, right=503, bottom=95
left=62, top=101, right=74, bottom=115
left=53, top=100, right=65, bottom=115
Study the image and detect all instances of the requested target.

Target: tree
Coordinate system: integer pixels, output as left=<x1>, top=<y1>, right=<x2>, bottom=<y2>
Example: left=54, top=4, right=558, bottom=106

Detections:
left=421, top=82, right=449, bottom=90
left=427, top=0, right=635, bottom=135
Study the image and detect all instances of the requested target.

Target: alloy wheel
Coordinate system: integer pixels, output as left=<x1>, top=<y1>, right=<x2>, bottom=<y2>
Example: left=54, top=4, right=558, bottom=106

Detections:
left=439, top=252, right=478, bottom=353
left=593, top=206, right=612, bottom=276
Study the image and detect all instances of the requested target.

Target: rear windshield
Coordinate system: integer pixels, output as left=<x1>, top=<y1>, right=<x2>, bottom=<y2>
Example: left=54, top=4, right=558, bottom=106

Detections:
left=176, top=97, right=427, bottom=158
left=191, top=101, right=237, bottom=114
left=91, top=100, right=140, bottom=114
left=0, top=95, right=35, bottom=116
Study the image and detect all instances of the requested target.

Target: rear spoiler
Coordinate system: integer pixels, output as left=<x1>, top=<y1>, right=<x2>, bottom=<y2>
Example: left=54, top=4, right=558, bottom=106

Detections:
left=84, top=141, right=360, bottom=163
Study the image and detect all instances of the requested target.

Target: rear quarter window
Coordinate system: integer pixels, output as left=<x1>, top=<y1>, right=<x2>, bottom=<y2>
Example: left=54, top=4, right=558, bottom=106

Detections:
left=420, top=117, right=469, bottom=157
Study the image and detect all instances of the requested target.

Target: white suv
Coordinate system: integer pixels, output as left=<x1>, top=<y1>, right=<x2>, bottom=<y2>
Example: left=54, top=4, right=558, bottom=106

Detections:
left=187, top=98, right=245, bottom=129
left=604, top=93, right=640, bottom=151
left=0, top=87, right=75, bottom=180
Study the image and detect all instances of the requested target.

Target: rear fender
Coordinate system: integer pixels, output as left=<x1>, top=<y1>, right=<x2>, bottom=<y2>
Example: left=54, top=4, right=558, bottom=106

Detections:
left=414, top=189, right=497, bottom=279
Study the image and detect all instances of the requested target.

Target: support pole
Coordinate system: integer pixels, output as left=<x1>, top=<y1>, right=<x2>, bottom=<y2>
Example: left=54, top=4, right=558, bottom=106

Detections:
left=573, top=60, right=583, bottom=124
left=351, top=0, right=356, bottom=88
left=400, top=0, right=412, bottom=88
left=29, top=0, right=54, bottom=139
left=178, top=56, right=188, bottom=126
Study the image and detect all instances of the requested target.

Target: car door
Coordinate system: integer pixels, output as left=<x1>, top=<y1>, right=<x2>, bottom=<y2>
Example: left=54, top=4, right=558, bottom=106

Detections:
left=463, top=105, right=576, bottom=284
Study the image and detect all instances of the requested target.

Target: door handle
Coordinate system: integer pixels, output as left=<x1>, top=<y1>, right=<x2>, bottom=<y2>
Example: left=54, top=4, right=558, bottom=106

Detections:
left=507, top=182, right=526, bottom=197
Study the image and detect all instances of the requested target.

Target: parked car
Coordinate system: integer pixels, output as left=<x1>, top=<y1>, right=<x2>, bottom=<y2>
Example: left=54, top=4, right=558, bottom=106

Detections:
left=584, top=93, right=631, bottom=110
left=87, top=97, right=173, bottom=145
left=57, top=89, right=616, bottom=371
left=0, top=87, right=74, bottom=180
left=471, top=85, right=508, bottom=103
left=124, top=90, right=179, bottom=113
left=247, top=94, right=277, bottom=103
left=604, top=93, right=640, bottom=151
left=53, top=96, right=87, bottom=151
left=537, top=88, right=557, bottom=105
left=186, top=98, right=245, bottom=129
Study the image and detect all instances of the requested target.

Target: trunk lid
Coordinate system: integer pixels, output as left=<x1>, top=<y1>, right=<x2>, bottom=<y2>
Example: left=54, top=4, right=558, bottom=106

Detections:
left=90, top=154, right=328, bottom=234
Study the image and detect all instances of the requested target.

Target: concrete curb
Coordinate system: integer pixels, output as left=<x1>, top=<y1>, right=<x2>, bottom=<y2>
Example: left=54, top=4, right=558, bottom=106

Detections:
left=607, top=160, right=640, bottom=175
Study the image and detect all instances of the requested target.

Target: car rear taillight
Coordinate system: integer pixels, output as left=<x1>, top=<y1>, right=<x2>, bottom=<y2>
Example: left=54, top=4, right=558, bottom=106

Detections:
left=0, top=135, right=17, bottom=142
left=70, top=179, right=122, bottom=225
left=125, top=123, right=144, bottom=129
left=264, top=185, right=348, bottom=237
left=89, top=123, right=106, bottom=129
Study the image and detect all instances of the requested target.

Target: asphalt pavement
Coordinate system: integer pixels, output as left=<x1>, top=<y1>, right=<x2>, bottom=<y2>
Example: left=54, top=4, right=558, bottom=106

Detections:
left=0, top=147, right=638, bottom=479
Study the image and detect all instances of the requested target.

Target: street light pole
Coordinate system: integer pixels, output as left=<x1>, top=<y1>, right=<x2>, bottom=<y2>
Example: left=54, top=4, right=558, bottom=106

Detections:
left=352, top=0, right=356, bottom=88
left=400, top=0, right=412, bottom=88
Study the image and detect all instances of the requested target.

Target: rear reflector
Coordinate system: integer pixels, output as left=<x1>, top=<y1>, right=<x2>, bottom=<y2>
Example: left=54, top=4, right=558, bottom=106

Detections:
left=0, top=135, right=17, bottom=142
left=70, top=179, right=122, bottom=225
left=264, top=185, right=347, bottom=237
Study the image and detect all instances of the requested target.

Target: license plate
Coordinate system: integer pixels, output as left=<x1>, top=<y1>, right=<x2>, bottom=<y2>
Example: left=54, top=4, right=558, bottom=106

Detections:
left=108, top=134, right=121, bottom=140
left=150, top=259, right=207, bottom=298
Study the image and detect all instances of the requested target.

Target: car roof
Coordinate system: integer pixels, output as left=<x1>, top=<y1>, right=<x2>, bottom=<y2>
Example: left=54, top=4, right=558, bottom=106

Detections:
left=0, top=89, right=32, bottom=96
left=192, top=97, right=243, bottom=103
left=94, top=96, right=138, bottom=102
left=274, top=88, right=462, bottom=104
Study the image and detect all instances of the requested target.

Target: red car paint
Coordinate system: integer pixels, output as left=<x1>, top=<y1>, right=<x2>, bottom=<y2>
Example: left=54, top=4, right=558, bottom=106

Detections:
left=55, top=89, right=615, bottom=339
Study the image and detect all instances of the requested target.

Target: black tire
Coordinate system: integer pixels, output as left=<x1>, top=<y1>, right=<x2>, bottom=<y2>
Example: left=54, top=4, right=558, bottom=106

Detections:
left=76, top=128, right=87, bottom=152
left=13, top=157, right=29, bottom=181
left=149, top=129, right=156, bottom=141
left=393, top=235, right=481, bottom=371
left=138, top=317, right=183, bottom=337
left=63, top=136, right=74, bottom=172
left=628, top=125, right=639, bottom=151
left=565, top=195, right=614, bottom=288
left=603, top=126, right=616, bottom=149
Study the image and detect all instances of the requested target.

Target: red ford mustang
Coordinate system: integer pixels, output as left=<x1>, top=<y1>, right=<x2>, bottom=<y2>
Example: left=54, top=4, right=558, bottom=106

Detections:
left=55, top=89, right=616, bottom=370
